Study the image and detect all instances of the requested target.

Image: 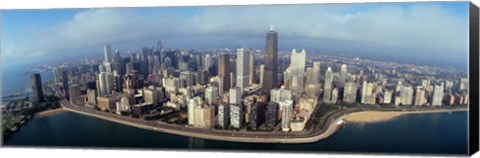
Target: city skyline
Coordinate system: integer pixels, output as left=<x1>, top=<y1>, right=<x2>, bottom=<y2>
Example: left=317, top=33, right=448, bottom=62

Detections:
left=1, top=2, right=469, bottom=69
left=0, top=2, right=474, bottom=155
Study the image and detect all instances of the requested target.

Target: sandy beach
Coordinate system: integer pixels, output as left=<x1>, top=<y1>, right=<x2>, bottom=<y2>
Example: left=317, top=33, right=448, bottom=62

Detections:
left=343, top=108, right=468, bottom=123
left=34, top=108, right=65, bottom=118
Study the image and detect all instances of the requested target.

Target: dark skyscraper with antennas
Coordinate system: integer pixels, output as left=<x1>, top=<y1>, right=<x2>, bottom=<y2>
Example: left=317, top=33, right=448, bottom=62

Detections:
left=262, top=26, right=278, bottom=93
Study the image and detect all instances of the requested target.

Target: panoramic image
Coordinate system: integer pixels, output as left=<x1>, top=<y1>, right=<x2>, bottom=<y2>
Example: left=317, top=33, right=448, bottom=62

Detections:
left=0, top=1, right=471, bottom=155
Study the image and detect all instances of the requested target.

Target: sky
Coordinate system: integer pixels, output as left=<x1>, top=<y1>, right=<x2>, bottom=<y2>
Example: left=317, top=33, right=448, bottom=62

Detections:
left=0, top=2, right=470, bottom=69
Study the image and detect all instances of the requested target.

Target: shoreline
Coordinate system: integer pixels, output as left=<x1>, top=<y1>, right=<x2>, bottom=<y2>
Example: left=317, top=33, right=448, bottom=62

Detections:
left=34, top=108, right=65, bottom=118
left=62, top=106, right=343, bottom=144
left=60, top=100, right=468, bottom=144
left=343, top=108, right=468, bottom=124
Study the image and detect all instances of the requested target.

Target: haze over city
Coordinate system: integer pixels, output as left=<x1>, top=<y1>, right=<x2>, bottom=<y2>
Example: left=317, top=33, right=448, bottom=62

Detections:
left=1, top=2, right=469, bottom=68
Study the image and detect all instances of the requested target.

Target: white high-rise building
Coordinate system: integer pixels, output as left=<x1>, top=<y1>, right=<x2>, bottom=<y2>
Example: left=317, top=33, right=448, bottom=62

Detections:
left=400, top=86, right=414, bottom=105
left=384, top=90, right=393, bottom=104
left=98, top=72, right=109, bottom=96
left=53, top=67, right=63, bottom=84
left=432, top=83, right=444, bottom=106
left=323, top=67, right=333, bottom=103
left=312, top=62, right=321, bottom=86
left=281, top=99, right=293, bottom=132
left=331, top=88, right=339, bottom=103
left=343, top=82, right=357, bottom=103
left=204, top=54, right=213, bottom=71
left=270, top=86, right=293, bottom=105
left=340, top=64, right=347, bottom=86
left=104, top=44, right=112, bottom=63
left=248, top=49, right=254, bottom=85
left=115, top=96, right=130, bottom=114
left=259, top=64, right=265, bottom=86
left=229, top=87, right=241, bottom=105
left=288, top=48, right=306, bottom=92
left=414, top=86, right=426, bottom=106
left=188, top=98, right=198, bottom=126
left=236, top=48, right=250, bottom=91
left=205, top=85, right=219, bottom=105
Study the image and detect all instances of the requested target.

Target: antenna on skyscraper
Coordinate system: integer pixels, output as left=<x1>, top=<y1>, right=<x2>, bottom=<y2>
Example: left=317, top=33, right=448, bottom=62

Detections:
left=270, top=25, right=276, bottom=31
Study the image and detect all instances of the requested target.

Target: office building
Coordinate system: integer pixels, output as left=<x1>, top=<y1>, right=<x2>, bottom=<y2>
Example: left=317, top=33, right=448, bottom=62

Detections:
left=400, top=86, right=414, bottom=105
left=432, top=83, right=444, bottom=106
left=218, top=104, right=230, bottom=128
left=53, top=67, right=63, bottom=84
left=86, top=89, right=98, bottom=106
left=236, top=48, right=250, bottom=91
left=229, top=87, right=241, bottom=105
left=205, top=85, right=219, bottom=106
left=270, top=86, right=292, bottom=105
left=193, top=104, right=214, bottom=129
left=249, top=102, right=266, bottom=129
left=62, top=71, right=70, bottom=100
left=281, top=99, right=293, bottom=132
left=230, top=104, right=244, bottom=129
left=188, top=98, right=198, bottom=126
left=288, top=48, right=306, bottom=93
left=248, top=49, right=254, bottom=85
left=343, top=82, right=357, bottom=103
left=383, top=90, right=393, bottom=104
left=218, top=54, right=231, bottom=93
left=312, top=62, right=321, bottom=86
left=414, top=86, right=426, bottom=106
left=265, top=102, right=279, bottom=128
left=116, top=96, right=130, bottom=114
left=323, top=67, right=333, bottom=103
left=68, top=84, right=81, bottom=104
left=31, top=73, right=44, bottom=104
left=340, top=64, right=347, bottom=87
left=262, top=26, right=278, bottom=93
left=104, top=44, right=112, bottom=63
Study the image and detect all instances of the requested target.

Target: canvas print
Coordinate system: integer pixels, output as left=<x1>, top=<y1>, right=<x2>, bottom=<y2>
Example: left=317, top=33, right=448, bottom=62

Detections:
left=0, top=1, right=475, bottom=156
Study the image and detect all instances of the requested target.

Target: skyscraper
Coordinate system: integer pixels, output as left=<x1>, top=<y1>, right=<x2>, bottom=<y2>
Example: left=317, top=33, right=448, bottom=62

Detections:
left=323, top=67, right=333, bottom=103
left=205, top=85, right=219, bottom=106
left=340, top=64, right=347, bottom=87
left=98, top=72, right=114, bottom=96
left=262, top=26, right=278, bottom=93
left=204, top=54, right=213, bottom=71
left=188, top=98, right=197, bottom=126
left=229, top=87, right=241, bottom=105
left=400, top=86, right=414, bottom=105
left=288, top=48, right=307, bottom=93
left=343, top=81, right=357, bottom=103
left=104, top=44, right=112, bottom=63
left=62, top=71, right=70, bottom=100
left=218, top=54, right=231, bottom=94
left=312, top=62, right=321, bottom=86
left=53, top=67, right=63, bottom=84
left=414, top=86, right=426, bottom=106
left=218, top=104, right=230, bottom=128
left=236, top=48, right=249, bottom=91
left=432, top=83, right=444, bottom=106
left=259, top=64, right=265, bottom=86
left=31, top=73, right=44, bottom=104
left=248, top=49, right=255, bottom=85
left=265, top=102, right=279, bottom=128
left=230, top=104, right=244, bottom=129
left=281, top=99, right=293, bottom=132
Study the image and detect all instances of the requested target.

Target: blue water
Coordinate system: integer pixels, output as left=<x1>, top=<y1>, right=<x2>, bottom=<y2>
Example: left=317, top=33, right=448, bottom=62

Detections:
left=3, top=111, right=468, bottom=155
left=1, top=65, right=53, bottom=97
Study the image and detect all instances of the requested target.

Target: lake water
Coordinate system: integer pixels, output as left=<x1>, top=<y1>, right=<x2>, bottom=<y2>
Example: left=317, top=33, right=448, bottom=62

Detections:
left=2, top=111, right=468, bottom=156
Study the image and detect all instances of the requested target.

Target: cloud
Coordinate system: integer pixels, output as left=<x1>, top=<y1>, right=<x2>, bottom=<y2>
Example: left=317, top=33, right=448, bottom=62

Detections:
left=1, top=3, right=469, bottom=67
